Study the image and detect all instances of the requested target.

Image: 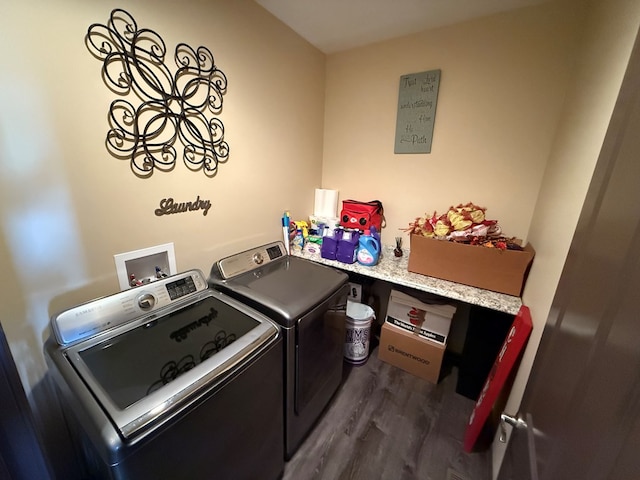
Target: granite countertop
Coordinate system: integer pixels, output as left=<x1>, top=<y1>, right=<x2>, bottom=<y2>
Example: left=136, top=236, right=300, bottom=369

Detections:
left=292, top=245, right=522, bottom=315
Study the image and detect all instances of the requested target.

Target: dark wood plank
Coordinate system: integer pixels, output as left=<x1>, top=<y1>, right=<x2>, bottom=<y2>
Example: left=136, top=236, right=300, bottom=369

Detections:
left=283, top=346, right=491, bottom=480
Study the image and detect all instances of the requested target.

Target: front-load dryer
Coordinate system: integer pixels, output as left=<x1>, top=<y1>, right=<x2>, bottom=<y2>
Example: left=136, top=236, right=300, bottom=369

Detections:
left=209, top=241, right=349, bottom=458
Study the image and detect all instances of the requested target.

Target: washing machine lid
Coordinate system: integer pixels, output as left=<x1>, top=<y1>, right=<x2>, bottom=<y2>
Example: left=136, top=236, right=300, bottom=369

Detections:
left=47, top=271, right=280, bottom=440
left=211, top=247, right=348, bottom=324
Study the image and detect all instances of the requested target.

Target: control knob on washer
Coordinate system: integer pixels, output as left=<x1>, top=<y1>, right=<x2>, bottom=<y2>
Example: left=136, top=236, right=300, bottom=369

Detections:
left=137, top=293, right=156, bottom=310
left=252, top=252, right=264, bottom=265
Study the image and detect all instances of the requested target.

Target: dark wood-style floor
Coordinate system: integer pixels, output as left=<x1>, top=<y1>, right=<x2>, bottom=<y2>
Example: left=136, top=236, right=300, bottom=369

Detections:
left=283, top=346, right=491, bottom=480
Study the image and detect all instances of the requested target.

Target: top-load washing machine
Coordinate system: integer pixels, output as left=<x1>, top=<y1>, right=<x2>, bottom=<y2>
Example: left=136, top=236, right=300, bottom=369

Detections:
left=45, top=269, right=285, bottom=480
left=209, top=241, right=349, bottom=458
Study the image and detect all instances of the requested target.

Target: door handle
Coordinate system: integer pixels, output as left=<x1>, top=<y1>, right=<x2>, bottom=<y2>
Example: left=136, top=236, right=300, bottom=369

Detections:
left=499, top=412, right=528, bottom=442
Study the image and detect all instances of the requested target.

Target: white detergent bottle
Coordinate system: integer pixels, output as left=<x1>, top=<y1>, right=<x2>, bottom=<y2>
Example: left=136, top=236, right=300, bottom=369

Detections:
left=356, top=229, right=381, bottom=266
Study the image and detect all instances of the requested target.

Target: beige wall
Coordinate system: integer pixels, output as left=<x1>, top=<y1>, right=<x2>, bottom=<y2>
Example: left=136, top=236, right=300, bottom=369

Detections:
left=0, top=0, right=324, bottom=396
left=322, top=0, right=585, bottom=245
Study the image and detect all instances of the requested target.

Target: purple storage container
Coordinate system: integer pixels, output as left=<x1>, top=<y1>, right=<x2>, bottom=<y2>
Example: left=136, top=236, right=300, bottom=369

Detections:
left=320, top=228, right=342, bottom=260
left=336, top=230, right=360, bottom=264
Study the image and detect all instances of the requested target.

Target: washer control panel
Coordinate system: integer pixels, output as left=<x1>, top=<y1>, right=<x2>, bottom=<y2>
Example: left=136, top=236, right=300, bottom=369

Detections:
left=51, top=269, right=208, bottom=346
left=217, top=241, right=286, bottom=279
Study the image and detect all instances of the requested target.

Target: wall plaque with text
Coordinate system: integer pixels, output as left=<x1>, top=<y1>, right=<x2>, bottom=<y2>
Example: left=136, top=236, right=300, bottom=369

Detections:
left=394, top=69, right=441, bottom=154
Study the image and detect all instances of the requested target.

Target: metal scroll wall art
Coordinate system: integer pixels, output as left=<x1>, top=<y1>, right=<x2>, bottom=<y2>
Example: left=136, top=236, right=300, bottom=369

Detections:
left=86, top=9, right=229, bottom=177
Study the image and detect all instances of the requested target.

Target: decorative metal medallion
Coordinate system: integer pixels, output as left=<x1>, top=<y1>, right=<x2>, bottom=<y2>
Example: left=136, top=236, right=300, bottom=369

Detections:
left=86, top=9, right=229, bottom=177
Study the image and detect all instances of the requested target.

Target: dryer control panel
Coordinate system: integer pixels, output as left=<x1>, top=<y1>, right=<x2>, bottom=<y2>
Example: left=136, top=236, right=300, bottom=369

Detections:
left=51, top=269, right=208, bottom=346
left=216, top=241, right=286, bottom=279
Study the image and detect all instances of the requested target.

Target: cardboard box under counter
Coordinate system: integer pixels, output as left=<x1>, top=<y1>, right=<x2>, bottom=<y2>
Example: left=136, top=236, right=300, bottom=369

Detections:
left=407, top=234, right=535, bottom=296
left=385, top=289, right=455, bottom=345
left=378, top=322, right=445, bottom=384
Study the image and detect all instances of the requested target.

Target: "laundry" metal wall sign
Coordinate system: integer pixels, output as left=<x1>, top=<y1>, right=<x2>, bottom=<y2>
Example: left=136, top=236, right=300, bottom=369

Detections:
left=155, top=196, right=212, bottom=216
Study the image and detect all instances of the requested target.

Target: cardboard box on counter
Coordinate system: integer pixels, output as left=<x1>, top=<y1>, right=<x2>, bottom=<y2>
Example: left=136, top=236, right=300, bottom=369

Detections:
left=407, top=234, right=535, bottom=296
left=378, top=322, right=445, bottom=384
left=385, top=289, right=456, bottom=345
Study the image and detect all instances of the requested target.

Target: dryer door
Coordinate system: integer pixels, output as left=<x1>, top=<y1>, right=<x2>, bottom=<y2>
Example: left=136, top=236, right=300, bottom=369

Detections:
left=295, top=284, right=348, bottom=414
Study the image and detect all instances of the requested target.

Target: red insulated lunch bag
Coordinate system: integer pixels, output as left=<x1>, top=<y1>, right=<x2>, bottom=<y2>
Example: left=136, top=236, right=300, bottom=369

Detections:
left=339, top=199, right=385, bottom=231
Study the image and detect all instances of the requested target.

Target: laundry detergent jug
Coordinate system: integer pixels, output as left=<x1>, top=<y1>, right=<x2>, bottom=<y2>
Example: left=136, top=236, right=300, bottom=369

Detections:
left=356, top=229, right=381, bottom=266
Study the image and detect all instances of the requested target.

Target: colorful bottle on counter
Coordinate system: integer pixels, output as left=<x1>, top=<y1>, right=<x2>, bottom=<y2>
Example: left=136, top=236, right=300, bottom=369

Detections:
left=292, top=228, right=305, bottom=253
left=357, top=229, right=381, bottom=266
